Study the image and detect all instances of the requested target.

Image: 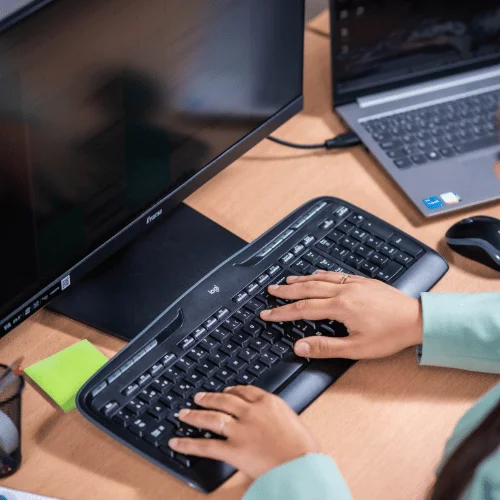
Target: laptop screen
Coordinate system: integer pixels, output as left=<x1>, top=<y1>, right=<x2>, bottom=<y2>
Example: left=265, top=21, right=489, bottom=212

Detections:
left=333, top=0, right=500, bottom=103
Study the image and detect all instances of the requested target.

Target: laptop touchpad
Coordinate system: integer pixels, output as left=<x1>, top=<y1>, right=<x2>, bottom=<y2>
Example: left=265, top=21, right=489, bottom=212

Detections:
left=459, top=150, right=500, bottom=180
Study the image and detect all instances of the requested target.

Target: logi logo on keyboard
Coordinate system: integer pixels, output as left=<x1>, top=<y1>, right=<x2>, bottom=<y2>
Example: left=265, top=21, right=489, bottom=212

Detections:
left=208, top=286, right=220, bottom=295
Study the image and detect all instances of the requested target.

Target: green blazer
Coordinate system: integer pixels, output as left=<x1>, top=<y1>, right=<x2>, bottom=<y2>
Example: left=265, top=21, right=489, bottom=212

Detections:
left=244, top=293, right=500, bottom=500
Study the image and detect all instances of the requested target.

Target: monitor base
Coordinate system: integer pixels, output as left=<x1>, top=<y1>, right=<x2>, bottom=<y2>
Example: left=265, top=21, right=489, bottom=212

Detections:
left=49, top=204, right=246, bottom=341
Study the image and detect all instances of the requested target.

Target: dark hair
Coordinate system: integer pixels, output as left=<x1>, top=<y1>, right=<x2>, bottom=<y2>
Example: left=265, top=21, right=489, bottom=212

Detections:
left=431, top=400, right=500, bottom=500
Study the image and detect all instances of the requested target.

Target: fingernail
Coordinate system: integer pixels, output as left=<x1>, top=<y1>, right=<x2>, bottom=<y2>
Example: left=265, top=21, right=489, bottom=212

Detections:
left=287, top=276, right=298, bottom=283
left=268, top=284, right=279, bottom=291
left=179, top=409, right=191, bottom=418
left=169, top=438, right=179, bottom=448
left=260, top=310, right=272, bottom=318
left=295, top=342, right=311, bottom=356
left=194, top=392, right=206, bottom=402
left=223, top=386, right=233, bottom=392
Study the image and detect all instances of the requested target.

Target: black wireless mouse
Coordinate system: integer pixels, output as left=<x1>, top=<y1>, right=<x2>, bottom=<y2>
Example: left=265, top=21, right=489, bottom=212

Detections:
left=446, top=216, right=500, bottom=272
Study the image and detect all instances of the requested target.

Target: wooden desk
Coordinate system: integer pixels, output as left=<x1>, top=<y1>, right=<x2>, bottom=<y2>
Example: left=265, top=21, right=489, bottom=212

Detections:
left=2, top=11, right=499, bottom=500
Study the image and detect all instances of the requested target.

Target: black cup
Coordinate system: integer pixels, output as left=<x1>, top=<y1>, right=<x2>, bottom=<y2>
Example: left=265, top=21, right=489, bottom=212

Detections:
left=0, top=364, right=24, bottom=478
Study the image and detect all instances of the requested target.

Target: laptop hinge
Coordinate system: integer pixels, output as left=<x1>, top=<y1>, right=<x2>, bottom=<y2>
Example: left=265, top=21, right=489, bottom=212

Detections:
left=358, top=66, right=500, bottom=109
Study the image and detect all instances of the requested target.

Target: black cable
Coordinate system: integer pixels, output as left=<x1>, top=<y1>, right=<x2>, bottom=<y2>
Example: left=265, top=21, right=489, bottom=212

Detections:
left=267, top=130, right=362, bottom=151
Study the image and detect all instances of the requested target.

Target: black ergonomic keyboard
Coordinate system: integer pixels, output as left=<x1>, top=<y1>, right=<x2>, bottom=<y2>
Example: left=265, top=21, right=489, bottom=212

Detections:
left=77, top=197, right=449, bottom=493
left=361, top=88, right=500, bottom=169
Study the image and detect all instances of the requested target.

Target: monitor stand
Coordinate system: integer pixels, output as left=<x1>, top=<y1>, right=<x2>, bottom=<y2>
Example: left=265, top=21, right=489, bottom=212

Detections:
left=49, top=204, right=246, bottom=341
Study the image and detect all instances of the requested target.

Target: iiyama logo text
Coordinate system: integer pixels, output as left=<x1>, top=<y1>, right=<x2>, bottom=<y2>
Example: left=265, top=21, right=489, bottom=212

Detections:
left=146, top=209, right=163, bottom=224
left=208, top=286, right=220, bottom=295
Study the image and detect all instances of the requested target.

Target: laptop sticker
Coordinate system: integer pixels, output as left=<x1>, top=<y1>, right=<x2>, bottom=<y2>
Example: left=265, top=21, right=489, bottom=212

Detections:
left=440, top=192, right=461, bottom=205
left=422, top=196, right=443, bottom=210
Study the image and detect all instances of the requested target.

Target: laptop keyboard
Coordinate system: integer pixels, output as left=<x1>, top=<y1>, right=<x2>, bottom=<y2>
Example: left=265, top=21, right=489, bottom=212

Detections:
left=361, top=88, right=500, bottom=169
left=78, top=197, right=449, bottom=492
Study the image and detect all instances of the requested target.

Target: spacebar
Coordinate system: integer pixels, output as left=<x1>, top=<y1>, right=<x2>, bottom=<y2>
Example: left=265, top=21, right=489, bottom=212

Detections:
left=255, top=355, right=307, bottom=394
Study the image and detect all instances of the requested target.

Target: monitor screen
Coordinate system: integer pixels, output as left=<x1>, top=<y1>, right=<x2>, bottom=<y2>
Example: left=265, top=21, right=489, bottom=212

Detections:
left=0, top=0, right=304, bottom=332
left=333, top=0, right=500, bottom=100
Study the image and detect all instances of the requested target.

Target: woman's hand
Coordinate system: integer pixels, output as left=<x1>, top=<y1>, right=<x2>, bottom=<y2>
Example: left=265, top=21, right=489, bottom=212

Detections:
left=260, top=271, right=423, bottom=360
left=168, top=385, right=319, bottom=479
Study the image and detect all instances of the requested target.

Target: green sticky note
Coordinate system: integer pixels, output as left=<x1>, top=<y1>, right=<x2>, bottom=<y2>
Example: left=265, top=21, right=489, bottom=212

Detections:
left=25, top=340, right=108, bottom=412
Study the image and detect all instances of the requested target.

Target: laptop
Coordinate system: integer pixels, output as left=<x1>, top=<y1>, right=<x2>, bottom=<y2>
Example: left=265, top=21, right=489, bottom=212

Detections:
left=330, top=0, right=500, bottom=217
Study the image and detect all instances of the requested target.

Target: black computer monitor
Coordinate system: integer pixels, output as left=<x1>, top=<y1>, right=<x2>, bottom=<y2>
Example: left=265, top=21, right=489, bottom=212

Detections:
left=0, top=0, right=305, bottom=338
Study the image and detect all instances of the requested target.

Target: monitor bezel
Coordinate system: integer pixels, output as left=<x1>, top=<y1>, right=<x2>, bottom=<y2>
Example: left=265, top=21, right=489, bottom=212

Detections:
left=330, top=0, right=500, bottom=107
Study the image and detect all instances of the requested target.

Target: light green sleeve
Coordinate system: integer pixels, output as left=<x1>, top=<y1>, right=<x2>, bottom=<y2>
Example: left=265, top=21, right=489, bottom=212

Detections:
left=243, top=454, right=352, bottom=500
left=419, top=292, right=500, bottom=374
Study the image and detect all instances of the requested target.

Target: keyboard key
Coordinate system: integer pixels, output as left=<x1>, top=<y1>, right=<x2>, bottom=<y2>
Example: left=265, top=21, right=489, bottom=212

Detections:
left=127, top=399, right=148, bottom=416
left=174, top=453, right=194, bottom=468
left=256, top=273, right=271, bottom=286
left=188, top=346, right=209, bottom=362
left=232, top=291, right=249, bottom=305
left=280, top=252, right=295, bottom=265
left=271, top=341, right=291, bottom=358
left=291, top=243, right=306, bottom=256
left=243, top=321, right=263, bottom=338
left=220, top=341, right=240, bottom=358
left=426, top=150, right=440, bottom=161
left=365, top=236, right=383, bottom=251
left=292, top=320, right=316, bottom=337
left=148, top=402, right=169, bottom=420
left=176, top=357, right=197, bottom=374
left=144, top=422, right=173, bottom=448
left=129, top=417, right=151, bottom=437
left=340, top=236, right=359, bottom=251
left=136, top=373, right=152, bottom=388
left=227, top=357, right=248, bottom=374
left=224, top=317, right=243, bottom=333
left=161, top=354, right=177, bottom=366
left=161, top=393, right=178, bottom=409
left=338, top=221, right=355, bottom=235
left=355, top=244, right=373, bottom=259
left=319, top=219, right=336, bottom=230
left=203, top=379, right=223, bottom=392
left=316, top=238, right=334, bottom=252
left=208, top=352, right=226, bottom=367
left=347, top=214, right=365, bottom=226
left=380, top=244, right=398, bottom=259
left=351, top=228, right=368, bottom=243
left=362, top=221, right=393, bottom=241
left=149, top=363, right=164, bottom=378
left=215, top=367, right=237, bottom=384
left=332, top=206, right=351, bottom=220
left=216, top=308, right=230, bottom=321
left=369, top=253, right=388, bottom=267
left=244, top=298, right=264, bottom=315
left=102, top=401, right=120, bottom=418
left=123, top=383, right=140, bottom=398
left=139, top=388, right=161, bottom=405
left=261, top=328, right=282, bottom=345
left=164, top=366, right=183, bottom=383
left=172, top=381, right=194, bottom=399
left=199, top=336, right=217, bottom=352
left=150, top=377, right=172, bottom=395
left=211, top=327, right=231, bottom=342
left=197, top=360, right=218, bottom=377
left=388, top=235, right=423, bottom=257
left=346, top=253, right=364, bottom=269
left=203, top=317, right=218, bottom=331
left=411, top=154, right=427, bottom=165
left=267, top=264, right=282, bottom=277
left=329, top=246, right=349, bottom=261
left=303, top=250, right=321, bottom=265
left=236, top=373, right=256, bottom=385
left=178, top=336, right=195, bottom=350
left=250, top=337, right=270, bottom=353
left=292, top=259, right=310, bottom=274
left=187, top=371, right=205, bottom=388
left=234, top=309, right=254, bottom=324
left=394, top=157, right=413, bottom=168
left=238, top=348, right=259, bottom=363
left=377, top=261, right=404, bottom=282
left=248, top=361, right=268, bottom=378
left=113, top=409, right=134, bottom=427
left=360, top=261, right=379, bottom=277
left=260, top=351, right=280, bottom=367
left=395, top=252, right=414, bottom=267
left=317, top=257, right=334, bottom=270
left=245, top=282, right=260, bottom=295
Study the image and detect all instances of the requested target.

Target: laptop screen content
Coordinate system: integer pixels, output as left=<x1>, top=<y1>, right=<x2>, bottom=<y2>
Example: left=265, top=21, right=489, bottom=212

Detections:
left=334, top=0, right=500, bottom=99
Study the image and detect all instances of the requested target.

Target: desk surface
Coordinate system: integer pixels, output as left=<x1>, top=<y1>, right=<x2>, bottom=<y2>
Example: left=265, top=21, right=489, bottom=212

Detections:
left=2, top=10, right=499, bottom=500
